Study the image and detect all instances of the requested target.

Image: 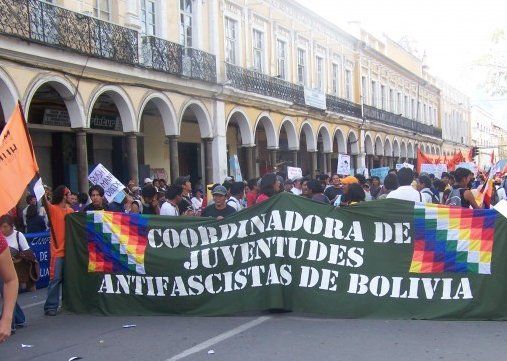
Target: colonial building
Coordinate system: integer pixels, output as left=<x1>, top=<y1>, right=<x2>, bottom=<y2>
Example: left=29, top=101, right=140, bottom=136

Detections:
left=471, top=105, right=503, bottom=168
left=0, top=0, right=459, bottom=193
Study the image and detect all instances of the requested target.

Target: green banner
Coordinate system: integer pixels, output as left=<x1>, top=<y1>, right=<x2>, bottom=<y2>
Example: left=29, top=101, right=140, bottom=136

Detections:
left=63, top=193, right=507, bottom=319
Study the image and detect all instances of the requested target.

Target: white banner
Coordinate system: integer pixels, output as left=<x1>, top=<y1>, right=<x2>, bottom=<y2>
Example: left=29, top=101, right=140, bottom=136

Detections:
left=287, top=166, right=303, bottom=180
left=229, top=155, right=243, bottom=181
left=304, top=88, right=327, bottom=110
left=420, top=163, right=437, bottom=176
left=88, top=164, right=126, bottom=203
left=337, top=154, right=351, bottom=176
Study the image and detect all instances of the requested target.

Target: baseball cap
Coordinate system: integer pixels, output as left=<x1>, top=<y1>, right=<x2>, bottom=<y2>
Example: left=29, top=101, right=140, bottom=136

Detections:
left=211, top=185, right=227, bottom=196
left=341, top=176, right=359, bottom=185
left=175, top=175, right=191, bottom=186
left=144, top=178, right=153, bottom=184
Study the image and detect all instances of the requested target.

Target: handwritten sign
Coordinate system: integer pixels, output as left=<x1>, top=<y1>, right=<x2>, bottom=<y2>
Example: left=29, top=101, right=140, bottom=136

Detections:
left=337, top=154, right=351, bottom=176
left=88, top=164, right=125, bottom=203
left=287, top=166, right=303, bottom=180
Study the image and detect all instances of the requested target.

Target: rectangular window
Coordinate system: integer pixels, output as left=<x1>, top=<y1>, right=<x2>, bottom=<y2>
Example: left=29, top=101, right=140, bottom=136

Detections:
left=417, top=101, right=421, bottom=121
left=252, top=29, right=264, bottom=72
left=398, top=92, right=402, bottom=114
left=434, top=109, right=437, bottom=125
left=361, top=76, right=368, bottom=103
left=345, top=69, right=352, bottom=100
left=389, top=89, right=395, bottom=112
left=276, top=39, right=287, bottom=80
left=316, top=56, right=324, bottom=91
left=371, top=81, right=377, bottom=107
left=404, top=95, right=409, bottom=116
left=141, top=0, right=156, bottom=36
left=297, top=48, right=306, bottom=85
left=94, top=0, right=111, bottom=21
left=180, top=0, right=193, bottom=48
left=332, top=63, right=338, bottom=95
left=225, top=17, right=237, bottom=64
left=411, top=99, right=416, bottom=119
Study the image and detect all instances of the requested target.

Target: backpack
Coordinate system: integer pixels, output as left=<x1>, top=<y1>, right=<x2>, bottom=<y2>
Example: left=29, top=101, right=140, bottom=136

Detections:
left=422, top=190, right=440, bottom=204
left=446, top=188, right=463, bottom=207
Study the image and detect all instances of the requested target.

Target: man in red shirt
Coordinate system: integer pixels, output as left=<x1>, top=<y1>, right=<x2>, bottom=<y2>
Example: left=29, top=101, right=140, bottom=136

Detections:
left=43, top=185, right=73, bottom=316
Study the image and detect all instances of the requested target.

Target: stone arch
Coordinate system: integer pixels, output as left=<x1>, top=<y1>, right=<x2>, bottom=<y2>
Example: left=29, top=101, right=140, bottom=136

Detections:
left=0, top=67, right=19, bottom=122
left=138, top=92, right=178, bottom=136
left=393, top=138, right=401, bottom=157
left=317, top=123, right=333, bottom=153
left=179, top=99, right=213, bottom=138
left=300, top=121, right=317, bottom=151
left=226, top=107, right=254, bottom=146
left=384, top=137, right=393, bottom=157
left=374, top=135, right=384, bottom=156
left=334, top=127, right=346, bottom=153
left=347, top=130, right=359, bottom=155
left=88, top=85, right=136, bottom=132
left=254, top=112, right=277, bottom=148
left=364, top=132, right=374, bottom=155
left=24, top=73, right=86, bottom=128
left=279, top=117, right=299, bottom=150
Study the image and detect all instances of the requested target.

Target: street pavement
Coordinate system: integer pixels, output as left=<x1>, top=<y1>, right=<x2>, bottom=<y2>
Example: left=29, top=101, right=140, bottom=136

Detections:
left=3, top=288, right=507, bottom=361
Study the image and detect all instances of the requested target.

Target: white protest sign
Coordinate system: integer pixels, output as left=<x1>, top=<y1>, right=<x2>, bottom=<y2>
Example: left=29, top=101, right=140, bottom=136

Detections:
left=420, top=163, right=437, bottom=176
left=287, top=166, right=303, bottom=180
left=337, top=154, right=351, bottom=175
left=229, top=155, right=243, bottom=181
left=88, top=164, right=126, bottom=203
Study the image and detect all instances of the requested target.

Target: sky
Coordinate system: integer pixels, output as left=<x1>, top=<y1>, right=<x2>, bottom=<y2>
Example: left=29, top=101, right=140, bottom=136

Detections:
left=296, top=0, right=507, bottom=126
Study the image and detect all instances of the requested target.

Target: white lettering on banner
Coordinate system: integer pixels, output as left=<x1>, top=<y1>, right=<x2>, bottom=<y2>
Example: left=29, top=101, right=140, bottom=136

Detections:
left=88, top=163, right=125, bottom=203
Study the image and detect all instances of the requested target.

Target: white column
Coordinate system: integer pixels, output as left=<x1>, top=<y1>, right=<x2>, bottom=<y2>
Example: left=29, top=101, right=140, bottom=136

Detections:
left=212, top=100, right=228, bottom=182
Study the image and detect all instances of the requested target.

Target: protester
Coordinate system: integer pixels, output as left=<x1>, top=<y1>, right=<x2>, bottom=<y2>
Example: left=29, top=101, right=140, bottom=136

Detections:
left=446, top=167, right=480, bottom=209
left=25, top=204, right=47, bottom=233
left=160, top=185, right=182, bottom=216
left=83, top=185, right=106, bottom=211
left=377, top=173, right=399, bottom=200
left=301, top=177, right=311, bottom=198
left=141, top=184, right=160, bottom=215
left=175, top=176, right=195, bottom=215
left=418, top=175, right=439, bottom=204
left=346, top=183, right=366, bottom=205
left=284, top=179, right=293, bottom=193
left=495, top=176, right=507, bottom=201
left=291, top=178, right=303, bottom=196
left=355, top=174, right=372, bottom=201
left=191, top=187, right=204, bottom=215
left=256, top=173, right=280, bottom=204
left=201, top=185, right=236, bottom=219
left=0, top=233, right=18, bottom=341
left=336, top=176, right=359, bottom=206
left=43, top=185, right=74, bottom=316
left=386, top=168, right=421, bottom=202
left=276, top=175, right=285, bottom=194
left=369, top=176, right=381, bottom=200
left=227, top=182, right=245, bottom=211
left=307, top=179, right=330, bottom=204
left=245, top=179, right=259, bottom=207
left=22, top=195, right=37, bottom=232
left=324, top=174, right=343, bottom=204
left=75, top=192, right=88, bottom=212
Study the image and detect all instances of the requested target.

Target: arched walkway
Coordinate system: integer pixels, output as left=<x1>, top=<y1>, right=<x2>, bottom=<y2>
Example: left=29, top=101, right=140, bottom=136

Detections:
left=0, top=67, right=19, bottom=125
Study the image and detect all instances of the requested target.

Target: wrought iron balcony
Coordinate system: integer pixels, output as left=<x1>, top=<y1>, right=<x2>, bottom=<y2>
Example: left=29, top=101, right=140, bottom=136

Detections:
left=0, top=0, right=217, bottom=83
left=0, top=0, right=138, bottom=64
left=326, top=94, right=362, bottom=118
left=363, top=105, right=442, bottom=138
left=225, top=63, right=305, bottom=105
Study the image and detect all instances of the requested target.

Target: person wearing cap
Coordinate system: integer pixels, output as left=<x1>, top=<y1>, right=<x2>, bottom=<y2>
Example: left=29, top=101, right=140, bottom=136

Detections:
left=335, top=176, right=359, bottom=207
left=291, top=178, right=302, bottom=196
left=227, top=182, right=245, bottom=211
left=191, top=186, right=204, bottom=215
left=201, top=185, right=236, bottom=219
left=141, top=184, right=160, bottom=215
left=144, top=178, right=153, bottom=185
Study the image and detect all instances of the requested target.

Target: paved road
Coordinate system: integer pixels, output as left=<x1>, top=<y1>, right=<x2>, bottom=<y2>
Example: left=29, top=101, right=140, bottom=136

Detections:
left=3, top=288, right=507, bottom=361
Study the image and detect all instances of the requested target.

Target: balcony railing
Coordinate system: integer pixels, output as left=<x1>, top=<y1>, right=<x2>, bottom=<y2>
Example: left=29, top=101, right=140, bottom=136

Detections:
left=0, top=0, right=216, bottom=82
left=326, top=94, right=362, bottom=118
left=226, top=63, right=305, bottom=105
left=363, top=105, right=442, bottom=138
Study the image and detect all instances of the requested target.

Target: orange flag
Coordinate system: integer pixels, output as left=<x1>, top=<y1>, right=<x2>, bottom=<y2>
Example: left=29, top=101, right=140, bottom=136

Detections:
left=0, top=102, right=39, bottom=216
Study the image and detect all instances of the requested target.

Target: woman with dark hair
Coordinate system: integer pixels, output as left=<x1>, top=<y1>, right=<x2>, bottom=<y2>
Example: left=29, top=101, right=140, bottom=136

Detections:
left=345, top=183, right=366, bottom=205
left=25, top=204, right=47, bottom=233
left=256, top=173, right=281, bottom=204
left=369, top=176, right=381, bottom=199
left=307, top=179, right=330, bottom=204
left=377, top=173, right=399, bottom=200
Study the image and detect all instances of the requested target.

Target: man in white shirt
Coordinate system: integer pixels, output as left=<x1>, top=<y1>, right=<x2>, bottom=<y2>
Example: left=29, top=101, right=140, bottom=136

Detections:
left=291, top=178, right=303, bottom=196
left=160, top=185, right=182, bottom=216
left=227, top=182, right=245, bottom=212
left=387, top=168, right=422, bottom=202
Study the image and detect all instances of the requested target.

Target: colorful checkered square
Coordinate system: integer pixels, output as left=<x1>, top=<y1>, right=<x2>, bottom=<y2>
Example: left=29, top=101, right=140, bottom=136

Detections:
left=87, top=211, right=148, bottom=274
left=410, top=203, right=496, bottom=274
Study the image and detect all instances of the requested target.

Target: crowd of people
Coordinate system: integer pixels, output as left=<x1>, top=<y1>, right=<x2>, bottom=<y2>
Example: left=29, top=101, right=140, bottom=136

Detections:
left=1, top=165, right=507, bottom=342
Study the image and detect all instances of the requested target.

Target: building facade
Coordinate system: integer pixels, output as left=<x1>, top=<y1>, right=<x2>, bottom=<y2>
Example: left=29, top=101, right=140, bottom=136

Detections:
left=0, top=0, right=462, bottom=192
left=471, top=105, right=503, bottom=168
